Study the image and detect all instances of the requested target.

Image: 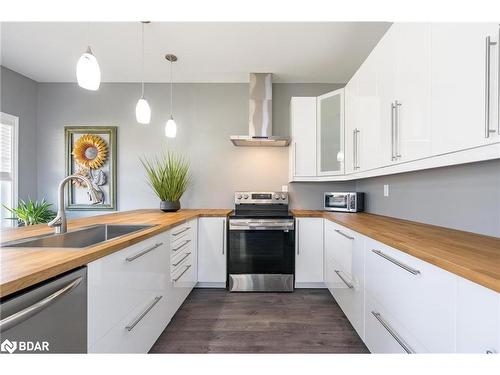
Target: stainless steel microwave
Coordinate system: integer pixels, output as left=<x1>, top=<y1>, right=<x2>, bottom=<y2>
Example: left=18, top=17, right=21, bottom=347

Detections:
left=324, top=192, right=364, bottom=212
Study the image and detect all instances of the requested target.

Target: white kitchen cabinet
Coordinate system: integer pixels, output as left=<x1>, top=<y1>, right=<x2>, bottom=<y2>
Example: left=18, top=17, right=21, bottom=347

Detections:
left=431, top=23, right=500, bottom=155
left=289, top=97, right=317, bottom=181
left=87, top=230, right=171, bottom=352
left=456, top=277, right=500, bottom=353
left=197, top=217, right=227, bottom=287
left=317, top=89, right=344, bottom=176
left=295, top=217, right=324, bottom=287
left=365, top=237, right=456, bottom=353
left=324, top=220, right=365, bottom=338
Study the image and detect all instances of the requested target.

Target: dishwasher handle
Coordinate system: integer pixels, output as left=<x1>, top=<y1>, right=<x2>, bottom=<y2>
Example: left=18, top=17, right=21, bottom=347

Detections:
left=0, top=276, right=83, bottom=333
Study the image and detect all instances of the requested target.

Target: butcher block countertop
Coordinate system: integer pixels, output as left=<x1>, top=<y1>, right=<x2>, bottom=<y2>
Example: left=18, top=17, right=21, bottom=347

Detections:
left=0, top=209, right=231, bottom=298
left=293, top=210, right=500, bottom=293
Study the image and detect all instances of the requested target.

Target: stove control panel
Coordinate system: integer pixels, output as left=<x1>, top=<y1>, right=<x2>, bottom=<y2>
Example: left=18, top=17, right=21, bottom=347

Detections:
left=234, top=191, right=288, bottom=205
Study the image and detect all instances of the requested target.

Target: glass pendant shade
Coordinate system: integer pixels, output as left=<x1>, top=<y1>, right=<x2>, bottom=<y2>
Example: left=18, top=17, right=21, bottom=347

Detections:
left=135, top=97, right=151, bottom=124
left=165, top=117, right=177, bottom=138
left=76, top=47, right=101, bottom=91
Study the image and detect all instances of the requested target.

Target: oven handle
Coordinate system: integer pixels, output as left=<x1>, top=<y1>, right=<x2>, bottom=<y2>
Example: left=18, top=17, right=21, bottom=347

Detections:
left=229, top=224, right=294, bottom=231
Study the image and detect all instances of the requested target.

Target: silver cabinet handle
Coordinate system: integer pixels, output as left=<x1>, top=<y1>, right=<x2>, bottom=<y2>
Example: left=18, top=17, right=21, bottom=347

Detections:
left=372, top=249, right=421, bottom=275
left=294, top=142, right=298, bottom=176
left=296, top=219, right=300, bottom=255
left=222, top=219, right=225, bottom=255
left=334, top=229, right=354, bottom=240
left=485, top=35, right=497, bottom=138
left=395, top=100, right=402, bottom=158
left=0, top=277, right=82, bottom=333
left=371, top=311, right=415, bottom=354
left=172, top=239, right=191, bottom=252
left=498, top=27, right=500, bottom=135
left=334, top=270, right=354, bottom=289
left=125, top=296, right=162, bottom=332
left=172, top=226, right=190, bottom=236
left=172, top=252, right=191, bottom=267
left=126, top=242, right=163, bottom=262
left=391, top=102, right=396, bottom=161
left=352, top=129, right=356, bottom=170
left=173, top=265, right=191, bottom=282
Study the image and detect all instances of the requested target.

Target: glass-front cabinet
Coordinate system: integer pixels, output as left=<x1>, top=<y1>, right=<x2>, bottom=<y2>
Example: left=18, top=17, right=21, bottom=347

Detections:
left=317, top=89, right=344, bottom=176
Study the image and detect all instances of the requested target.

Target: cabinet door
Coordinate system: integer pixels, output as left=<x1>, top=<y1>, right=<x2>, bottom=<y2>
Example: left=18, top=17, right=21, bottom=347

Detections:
left=295, top=218, right=324, bottom=285
left=197, top=217, right=227, bottom=285
left=394, top=23, right=432, bottom=162
left=324, top=220, right=365, bottom=338
left=344, top=78, right=358, bottom=174
left=456, top=277, right=500, bottom=353
left=290, top=97, right=317, bottom=179
left=317, top=89, right=344, bottom=176
left=431, top=23, right=499, bottom=155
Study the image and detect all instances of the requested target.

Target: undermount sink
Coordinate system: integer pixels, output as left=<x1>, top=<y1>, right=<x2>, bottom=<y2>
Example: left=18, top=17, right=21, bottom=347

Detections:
left=1, top=224, right=156, bottom=249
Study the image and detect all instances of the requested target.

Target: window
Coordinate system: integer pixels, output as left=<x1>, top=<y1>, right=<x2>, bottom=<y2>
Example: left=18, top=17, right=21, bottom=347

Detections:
left=0, top=112, right=18, bottom=228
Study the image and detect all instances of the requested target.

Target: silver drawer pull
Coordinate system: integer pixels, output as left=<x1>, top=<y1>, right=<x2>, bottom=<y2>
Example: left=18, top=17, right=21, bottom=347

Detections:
left=334, top=270, right=353, bottom=289
left=125, top=296, right=163, bottom=332
left=371, top=249, right=420, bottom=275
left=334, top=229, right=354, bottom=240
left=0, top=277, right=82, bottom=333
left=126, top=242, right=163, bottom=262
left=172, top=252, right=191, bottom=267
left=172, top=227, right=190, bottom=236
left=173, top=265, right=191, bottom=282
left=371, top=311, right=415, bottom=354
left=172, top=239, right=191, bottom=252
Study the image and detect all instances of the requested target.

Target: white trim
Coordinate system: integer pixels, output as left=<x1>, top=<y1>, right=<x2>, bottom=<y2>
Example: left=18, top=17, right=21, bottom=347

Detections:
left=295, top=282, right=327, bottom=289
left=0, top=112, right=19, bottom=228
left=195, top=282, right=226, bottom=288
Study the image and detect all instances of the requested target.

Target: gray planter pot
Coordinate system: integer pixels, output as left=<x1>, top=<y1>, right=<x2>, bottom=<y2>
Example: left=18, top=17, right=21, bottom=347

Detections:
left=160, top=200, right=181, bottom=212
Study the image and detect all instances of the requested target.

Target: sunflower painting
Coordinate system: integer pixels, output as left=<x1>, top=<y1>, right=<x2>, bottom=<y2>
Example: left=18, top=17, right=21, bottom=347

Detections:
left=65, top=126, right=117, bottom=210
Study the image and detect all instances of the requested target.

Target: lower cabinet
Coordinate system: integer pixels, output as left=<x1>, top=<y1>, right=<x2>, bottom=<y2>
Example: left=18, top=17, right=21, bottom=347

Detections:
left=324, top=220, right=365, bottom=338
left=456, top=277, right=500, bottom=353
left=197, top=217, right=227, bottom=287
left=295, top=217, right=324, bottom=287
left=87, top=219, right=199, bottom=353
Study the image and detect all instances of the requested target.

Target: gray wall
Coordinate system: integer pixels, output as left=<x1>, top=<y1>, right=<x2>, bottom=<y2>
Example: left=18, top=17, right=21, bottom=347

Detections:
left=355, top=159, right=500, bottom=237
left=36, top=82, right=350, bottom=216
left=0, top=66, right=38, bottom=200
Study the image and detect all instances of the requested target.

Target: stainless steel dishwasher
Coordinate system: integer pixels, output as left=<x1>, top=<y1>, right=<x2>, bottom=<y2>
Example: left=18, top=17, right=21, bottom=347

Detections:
left=0, top=267, right=87, bottom=354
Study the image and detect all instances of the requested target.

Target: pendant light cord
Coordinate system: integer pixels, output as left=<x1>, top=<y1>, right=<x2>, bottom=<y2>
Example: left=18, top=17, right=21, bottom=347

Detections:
left=141, top=22, right=145, bottom=98
left=170, top=60, right=173, bottom=118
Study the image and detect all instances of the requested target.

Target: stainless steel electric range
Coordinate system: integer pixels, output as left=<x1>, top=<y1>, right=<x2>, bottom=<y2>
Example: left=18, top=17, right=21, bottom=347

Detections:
left=228, top=191, right=295, bottom=292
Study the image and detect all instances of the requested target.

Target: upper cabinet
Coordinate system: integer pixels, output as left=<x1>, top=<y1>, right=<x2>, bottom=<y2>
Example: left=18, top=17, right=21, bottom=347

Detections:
left=317, top=89, right=344, bottom=176
left=430, top=23, right=499, bottom=154
left=289, top=97, right=317, bottom=180
left=290, top=23, right=500, bottom=182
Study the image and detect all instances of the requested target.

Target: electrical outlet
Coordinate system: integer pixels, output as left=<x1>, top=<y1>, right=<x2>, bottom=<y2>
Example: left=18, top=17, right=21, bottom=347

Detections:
left=383, top=184, right=389, bottom=197
left=281, top=185, right=288, bottom=192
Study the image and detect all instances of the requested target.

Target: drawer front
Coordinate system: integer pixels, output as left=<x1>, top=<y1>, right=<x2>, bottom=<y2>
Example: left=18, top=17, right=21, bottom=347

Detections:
left=365, top=238, right=456, bottom=352
left=328, top=222, right=355, bottom=277
left=169, top=221, right=194, bottom=243
left=365, top=294, right=426, bottom=353
left=89, top=292, right=169, bottom=353
left=456, top=277, right=500, bottom=353
left=88, top=231, right=170, bottom=347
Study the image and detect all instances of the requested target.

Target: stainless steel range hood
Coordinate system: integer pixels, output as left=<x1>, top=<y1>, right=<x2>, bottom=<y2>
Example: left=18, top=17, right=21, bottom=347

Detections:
left=230, top=73, right=290, bottom=147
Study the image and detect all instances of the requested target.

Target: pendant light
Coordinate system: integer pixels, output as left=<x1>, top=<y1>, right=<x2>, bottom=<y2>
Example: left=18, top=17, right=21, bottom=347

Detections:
left=164, top=54, right=178, bottom=138
left=76, top=23, right=101, bottom=91
left=135, top=22, right=151, bottom=124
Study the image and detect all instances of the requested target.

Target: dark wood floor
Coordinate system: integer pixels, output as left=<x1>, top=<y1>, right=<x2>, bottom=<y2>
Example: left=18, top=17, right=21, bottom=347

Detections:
left=149, top=288, right=369, bottom=353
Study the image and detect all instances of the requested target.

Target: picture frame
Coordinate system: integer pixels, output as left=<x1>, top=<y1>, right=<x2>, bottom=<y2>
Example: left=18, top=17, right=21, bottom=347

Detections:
left=64, top=126, right=117, bottom=211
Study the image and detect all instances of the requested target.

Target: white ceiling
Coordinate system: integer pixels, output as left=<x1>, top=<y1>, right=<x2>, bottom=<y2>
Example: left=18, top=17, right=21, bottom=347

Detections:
left=0, top=22, right=390, bottom=83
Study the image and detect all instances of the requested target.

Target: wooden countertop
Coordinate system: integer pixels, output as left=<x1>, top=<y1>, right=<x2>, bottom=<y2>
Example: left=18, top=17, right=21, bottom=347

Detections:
left=0, top=209, right=231, bottom=298
left=293, top=210, right=500, bottom=293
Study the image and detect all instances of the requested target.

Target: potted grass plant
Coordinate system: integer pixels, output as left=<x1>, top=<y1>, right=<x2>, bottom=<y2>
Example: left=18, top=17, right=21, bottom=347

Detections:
left=3, top=198, right=56, bottom=226
left=140, top=151, right=191, bottom=212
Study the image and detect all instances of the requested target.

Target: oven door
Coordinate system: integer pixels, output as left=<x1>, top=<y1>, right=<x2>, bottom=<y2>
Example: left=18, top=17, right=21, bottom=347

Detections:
left=228, top=219, right=295, bottom=291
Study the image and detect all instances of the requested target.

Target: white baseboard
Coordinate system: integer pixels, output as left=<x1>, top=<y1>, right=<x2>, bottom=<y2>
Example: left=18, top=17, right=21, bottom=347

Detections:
left=196, top=282, right=227, bottom=288
left=295, top=282, right=326, bottom=289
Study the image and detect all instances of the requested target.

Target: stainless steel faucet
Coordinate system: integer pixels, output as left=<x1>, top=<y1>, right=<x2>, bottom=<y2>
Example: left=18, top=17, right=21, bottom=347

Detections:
left=48, top=174, right=103, bottom=234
